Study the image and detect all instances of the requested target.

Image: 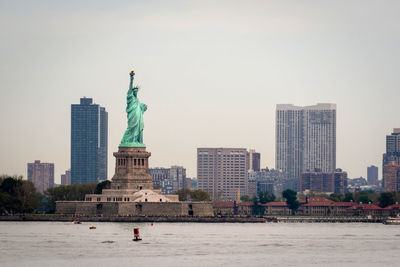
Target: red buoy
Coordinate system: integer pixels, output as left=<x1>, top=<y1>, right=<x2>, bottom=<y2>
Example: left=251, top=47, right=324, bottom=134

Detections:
left=133, top=228, right=142, bottom=241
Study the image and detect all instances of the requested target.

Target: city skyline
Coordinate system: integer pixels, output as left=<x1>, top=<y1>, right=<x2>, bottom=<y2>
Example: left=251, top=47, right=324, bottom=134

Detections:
left=1, top=1, right=399, bottom=182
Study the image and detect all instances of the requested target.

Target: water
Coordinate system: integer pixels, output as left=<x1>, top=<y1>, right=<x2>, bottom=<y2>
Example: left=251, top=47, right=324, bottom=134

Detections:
left=1, top=221, right=400, bottom=266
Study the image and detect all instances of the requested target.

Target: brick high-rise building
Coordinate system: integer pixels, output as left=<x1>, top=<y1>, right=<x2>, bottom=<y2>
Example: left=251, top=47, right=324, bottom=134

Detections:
left=71, top=97, right=108, bottom=184
left=276, top=104, right=336, bottom=189
left=383, top=162, right=400, bottom=192
left=367, top=165, right=379, bottom=186
left=27, top=160, right=54, bottom=193
left=197, top=148, right=249, bottom=201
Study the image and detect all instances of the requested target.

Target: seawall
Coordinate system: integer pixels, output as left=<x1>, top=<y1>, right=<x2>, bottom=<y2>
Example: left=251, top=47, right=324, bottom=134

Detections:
left=0, top=215, right=266, bottom=223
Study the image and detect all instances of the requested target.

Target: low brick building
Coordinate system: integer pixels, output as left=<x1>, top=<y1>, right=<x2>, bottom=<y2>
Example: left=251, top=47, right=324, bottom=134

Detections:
left=263, top=202, right=292, bottom=215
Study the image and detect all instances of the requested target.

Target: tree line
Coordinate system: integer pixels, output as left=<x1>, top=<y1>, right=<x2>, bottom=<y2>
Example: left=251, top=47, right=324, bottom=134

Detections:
left=0, top=175, right=112, bottom=214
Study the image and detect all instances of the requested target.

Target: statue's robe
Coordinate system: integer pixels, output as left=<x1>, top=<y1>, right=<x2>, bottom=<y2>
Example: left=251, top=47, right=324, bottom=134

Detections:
left=121, top=88, right=146, bottom=145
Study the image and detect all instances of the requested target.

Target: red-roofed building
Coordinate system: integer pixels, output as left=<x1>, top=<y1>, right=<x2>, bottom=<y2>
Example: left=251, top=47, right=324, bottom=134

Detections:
left=263, top=202, right=292, bottom=215
left=346, top=203, right=387, bottom=217
left=382, top=204, right=400, bottom=217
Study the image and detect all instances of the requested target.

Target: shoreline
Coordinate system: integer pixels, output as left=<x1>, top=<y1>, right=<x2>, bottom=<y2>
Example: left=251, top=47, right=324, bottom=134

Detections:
left=0, top=215, right=385, bottom=223
left=0, top=215, right=266, bottom=223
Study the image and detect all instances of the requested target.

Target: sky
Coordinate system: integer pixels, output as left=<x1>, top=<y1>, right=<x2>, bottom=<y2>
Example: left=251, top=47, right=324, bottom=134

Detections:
left=0, top=0, right=399, bottom=183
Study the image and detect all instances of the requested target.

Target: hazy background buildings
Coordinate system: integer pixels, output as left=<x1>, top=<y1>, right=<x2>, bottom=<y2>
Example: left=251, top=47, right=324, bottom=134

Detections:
left=27, top=160, right=54, bottom=193
left=367, top=165, right=379, bottom=186
left=149, top=166, right=191, bottom=194
left=60, top=169, right=71, bottom=185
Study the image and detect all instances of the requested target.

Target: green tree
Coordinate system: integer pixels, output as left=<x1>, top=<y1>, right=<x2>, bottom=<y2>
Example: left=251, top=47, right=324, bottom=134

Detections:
left=190, top=190, right=211, bottom=201
left=240, top=195, right=252, bottom=202
left=95, top=180, right=111, bottom=194
left=175, top=189, right=211, bottom=201
left=343, top=193, right=354, bottom=202
left=252, top=196, right=265, bottom=216
left=257, top=191, right=275, bottom=204
left=358, top=194, right=371, bottom=204
left=45, top=183, right=97, bottom=212
left=282, top=189, right=300, bottom=215
left=0, top=176, right=39, bottom=214
left=329, top=193, right=344, bottom=202
left=379, top=192, right=395, bottom=208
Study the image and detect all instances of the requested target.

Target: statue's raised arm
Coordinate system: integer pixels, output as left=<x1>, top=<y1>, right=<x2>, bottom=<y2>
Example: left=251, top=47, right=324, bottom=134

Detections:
left=119, top=69, right=147, bottom=147
left=129, top=69, right=135, bottom=91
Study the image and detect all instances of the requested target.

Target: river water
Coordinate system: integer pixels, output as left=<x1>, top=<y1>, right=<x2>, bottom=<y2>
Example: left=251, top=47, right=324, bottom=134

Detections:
left=1, top=221, right=400, bottom=266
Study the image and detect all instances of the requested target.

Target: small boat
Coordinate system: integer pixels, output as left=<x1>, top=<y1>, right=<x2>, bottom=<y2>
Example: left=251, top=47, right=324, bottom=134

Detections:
left=384, top=215, right=400, bottom=225
left=89, top=226, right=96, bottom=229
left=73, top=220, right=81, bottom=224
left=132, top=228, right=142, bottom=241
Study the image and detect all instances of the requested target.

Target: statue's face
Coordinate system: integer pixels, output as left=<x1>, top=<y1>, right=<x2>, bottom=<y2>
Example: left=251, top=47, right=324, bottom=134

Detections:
left=133, top=88, right=138, bottom=95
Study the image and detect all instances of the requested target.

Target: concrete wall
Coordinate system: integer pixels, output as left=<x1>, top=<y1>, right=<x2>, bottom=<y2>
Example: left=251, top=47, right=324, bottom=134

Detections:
left=56, top=201, right=213, bottom=216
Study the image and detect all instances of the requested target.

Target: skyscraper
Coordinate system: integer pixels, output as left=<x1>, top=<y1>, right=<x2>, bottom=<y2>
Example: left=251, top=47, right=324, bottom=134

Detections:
left=383, top=128, right=400, bottom=166
left=197, top=148, right=249, bottom=201
left=276, top=103, right=336, bottom=188
left=367, top=165, right=379, bottom=186
left=71, top=97, right=108, bottom=184
left=27, top=160, right=54, bottom=193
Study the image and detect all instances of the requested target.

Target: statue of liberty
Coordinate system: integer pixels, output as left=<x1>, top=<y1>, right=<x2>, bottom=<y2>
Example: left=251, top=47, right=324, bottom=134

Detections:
left=119, top=69, right=147, bottom=147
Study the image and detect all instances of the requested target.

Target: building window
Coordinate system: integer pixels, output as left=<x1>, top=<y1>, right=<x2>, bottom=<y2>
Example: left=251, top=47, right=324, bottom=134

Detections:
left=97, top=197, right=101, bottom=201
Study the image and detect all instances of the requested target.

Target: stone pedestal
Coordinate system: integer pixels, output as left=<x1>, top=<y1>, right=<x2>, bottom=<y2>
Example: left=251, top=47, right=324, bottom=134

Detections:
left=111, top=147, right=154, bottom=190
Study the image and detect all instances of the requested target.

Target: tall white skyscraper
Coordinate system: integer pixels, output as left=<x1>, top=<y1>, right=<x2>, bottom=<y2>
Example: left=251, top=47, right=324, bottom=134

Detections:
left=276, top=103, right=336, bottom=184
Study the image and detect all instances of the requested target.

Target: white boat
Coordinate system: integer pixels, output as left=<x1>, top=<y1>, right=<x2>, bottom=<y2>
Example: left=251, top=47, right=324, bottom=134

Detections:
left=383, top=215, right=400, bottom=225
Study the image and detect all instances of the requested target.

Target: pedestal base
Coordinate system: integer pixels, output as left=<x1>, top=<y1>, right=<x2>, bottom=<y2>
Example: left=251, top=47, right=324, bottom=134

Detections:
left=111, top=146, right=153, bottom=190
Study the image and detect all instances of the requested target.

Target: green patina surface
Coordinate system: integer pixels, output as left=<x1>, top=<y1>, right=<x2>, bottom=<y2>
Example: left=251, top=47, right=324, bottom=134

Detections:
left=119, top=70, right=147, bottom=147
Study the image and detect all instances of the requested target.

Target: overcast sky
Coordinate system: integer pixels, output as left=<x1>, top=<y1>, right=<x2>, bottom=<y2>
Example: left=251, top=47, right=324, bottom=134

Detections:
left=1, top=0, right=399, bottom=182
